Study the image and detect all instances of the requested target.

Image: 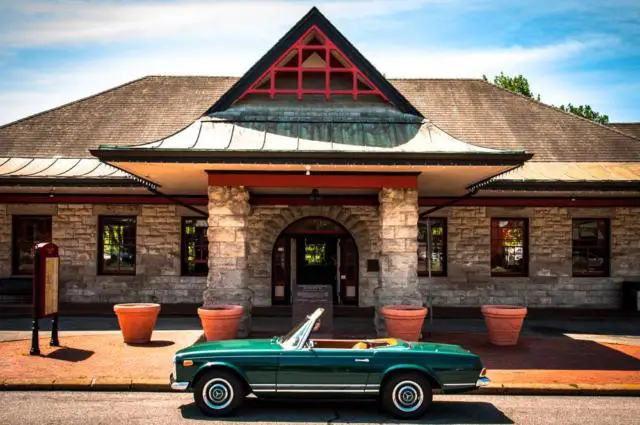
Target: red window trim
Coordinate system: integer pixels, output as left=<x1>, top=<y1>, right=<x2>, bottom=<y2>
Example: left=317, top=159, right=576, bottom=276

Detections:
left=571, top=218, right=610, bottom=278
left=11, top=215, right=52, bottom=276
left=490, top=218, right=529, bottom=278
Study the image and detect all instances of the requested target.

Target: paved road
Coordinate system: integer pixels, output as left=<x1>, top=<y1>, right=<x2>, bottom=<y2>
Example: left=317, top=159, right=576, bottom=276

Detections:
left=1, top=392, right=639, bottom=424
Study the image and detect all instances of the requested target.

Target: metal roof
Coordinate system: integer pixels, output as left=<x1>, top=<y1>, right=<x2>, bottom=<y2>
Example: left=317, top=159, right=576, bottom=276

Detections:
left=112, top=118, right=520, bottom=155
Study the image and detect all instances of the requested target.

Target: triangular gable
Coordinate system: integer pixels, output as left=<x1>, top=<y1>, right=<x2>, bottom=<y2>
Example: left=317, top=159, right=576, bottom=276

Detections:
left=206, top=7, right=422, bottom=117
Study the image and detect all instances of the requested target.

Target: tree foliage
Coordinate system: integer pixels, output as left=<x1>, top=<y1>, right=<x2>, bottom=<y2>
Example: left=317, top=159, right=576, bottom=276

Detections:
left=482, top=72, right=609, bottom=124
left=557, top=103, right=609, bottom=125
left=482, top=72, right=540, bottom=101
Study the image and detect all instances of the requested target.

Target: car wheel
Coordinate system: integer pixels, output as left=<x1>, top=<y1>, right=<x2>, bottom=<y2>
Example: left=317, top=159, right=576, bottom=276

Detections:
left=381, top=372, right=432, bottom=419
left=194, top=370, right=245, bottom=417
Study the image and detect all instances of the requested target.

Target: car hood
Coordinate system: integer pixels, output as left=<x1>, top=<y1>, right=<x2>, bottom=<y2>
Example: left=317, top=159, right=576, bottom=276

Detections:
left=176, top=338, right=280, bottom=356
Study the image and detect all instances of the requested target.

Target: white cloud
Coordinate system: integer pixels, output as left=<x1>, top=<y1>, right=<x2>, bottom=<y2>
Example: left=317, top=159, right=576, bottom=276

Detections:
left=0, top=0, right=633, bottom=124
left=0, top=36, right=618, bottom=125
left=1, top=0, right=445, bottom=47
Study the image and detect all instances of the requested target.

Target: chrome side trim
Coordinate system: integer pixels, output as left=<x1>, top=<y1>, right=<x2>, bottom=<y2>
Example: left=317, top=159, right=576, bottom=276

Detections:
left=275, top=389, right=367, bottom=393
left=171, top=381, right=189, bottom=391
left=442, top=383, right=477, bottom=388
left=276, top=384, right=367, bottom=388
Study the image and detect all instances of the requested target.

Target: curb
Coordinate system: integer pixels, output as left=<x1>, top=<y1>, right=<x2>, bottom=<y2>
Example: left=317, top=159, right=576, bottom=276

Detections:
left=476, top=383, right=640, bottom=396
left=2, top=380, right=640, bottom=396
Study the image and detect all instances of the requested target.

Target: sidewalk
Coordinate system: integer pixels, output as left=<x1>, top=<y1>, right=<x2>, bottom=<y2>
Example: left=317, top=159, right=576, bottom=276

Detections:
left=1, top=317, right=639, bottom=395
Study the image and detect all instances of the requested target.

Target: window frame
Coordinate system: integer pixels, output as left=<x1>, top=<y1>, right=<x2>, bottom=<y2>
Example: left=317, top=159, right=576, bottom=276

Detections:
left=417, top=217, right=447, bottom=277
left=97, top=216, right=137, bottom=276
left=572, top=218, right=610, bottom=278
left=11, top=215, right=53, bottom=276
left=490, top=217, right=529, bottom=277
left=180, top=216, right=209, bottom=276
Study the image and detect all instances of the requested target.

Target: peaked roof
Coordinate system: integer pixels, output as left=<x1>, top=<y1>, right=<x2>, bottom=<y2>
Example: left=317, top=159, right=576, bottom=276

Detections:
left=609, top=123, right=640, bottom=140
left=205, top=7, right=421, bottom=116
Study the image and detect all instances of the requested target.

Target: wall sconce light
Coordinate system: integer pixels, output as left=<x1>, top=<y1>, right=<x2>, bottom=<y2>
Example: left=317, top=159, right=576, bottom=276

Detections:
left=309, top=188, right=321, bottom=201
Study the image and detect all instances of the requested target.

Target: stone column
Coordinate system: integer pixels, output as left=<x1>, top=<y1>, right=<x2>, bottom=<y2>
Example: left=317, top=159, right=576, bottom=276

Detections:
left=203, top=186, right=253, bottom=337
left=374, top=188, right=422, bottom=335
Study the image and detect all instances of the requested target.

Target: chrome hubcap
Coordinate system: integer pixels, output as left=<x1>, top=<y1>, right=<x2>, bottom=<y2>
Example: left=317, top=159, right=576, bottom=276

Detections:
left=392, top=380, right=424, bottom=413
left=203, top=378, right=233, bottom=410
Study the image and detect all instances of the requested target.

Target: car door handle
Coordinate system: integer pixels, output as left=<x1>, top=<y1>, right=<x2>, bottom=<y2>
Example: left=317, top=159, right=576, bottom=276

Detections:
left=354, top=358, right=369, bottom=363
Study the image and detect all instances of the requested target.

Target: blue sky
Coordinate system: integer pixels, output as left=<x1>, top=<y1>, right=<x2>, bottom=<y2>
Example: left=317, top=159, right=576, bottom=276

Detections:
left=0, top=0, right=639, bottom=125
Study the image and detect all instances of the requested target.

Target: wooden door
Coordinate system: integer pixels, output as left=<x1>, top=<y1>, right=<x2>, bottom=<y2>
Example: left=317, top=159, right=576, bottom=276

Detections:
left=340, top=237, right=358, bottom=305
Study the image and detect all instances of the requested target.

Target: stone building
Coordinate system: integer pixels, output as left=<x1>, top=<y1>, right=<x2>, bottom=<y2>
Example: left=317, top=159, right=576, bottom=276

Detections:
left=1, top=8, right=640, bottom=333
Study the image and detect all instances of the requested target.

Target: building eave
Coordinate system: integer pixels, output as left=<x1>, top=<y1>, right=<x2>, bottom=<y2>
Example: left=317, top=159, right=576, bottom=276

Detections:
left=91, top=148, right=532, bottom=166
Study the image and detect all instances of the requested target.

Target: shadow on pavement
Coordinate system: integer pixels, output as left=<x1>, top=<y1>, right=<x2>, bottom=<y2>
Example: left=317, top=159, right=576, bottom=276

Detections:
left=433, top=332, right=640, bottom=371
left=44, top=347, right=94, bottom=362
left=126, top=340, right=175, bottom=348
left=179, top=398, right=513, bottom=424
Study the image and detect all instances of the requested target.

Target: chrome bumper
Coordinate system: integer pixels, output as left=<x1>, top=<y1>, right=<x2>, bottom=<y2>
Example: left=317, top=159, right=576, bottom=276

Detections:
left=170, top=373, right=189, bottom=391
left=476, top=376, right=491, bottom=387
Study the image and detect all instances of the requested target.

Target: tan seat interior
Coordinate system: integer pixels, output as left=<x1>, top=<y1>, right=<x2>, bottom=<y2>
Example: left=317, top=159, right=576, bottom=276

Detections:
left=311, top=338, right=398, bottom=350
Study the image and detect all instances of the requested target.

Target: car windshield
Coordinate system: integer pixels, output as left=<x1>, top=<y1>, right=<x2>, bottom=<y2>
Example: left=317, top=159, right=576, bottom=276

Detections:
left=278, top=307, right=324, bottom=349
left=279, top=318, right=308, bottom=347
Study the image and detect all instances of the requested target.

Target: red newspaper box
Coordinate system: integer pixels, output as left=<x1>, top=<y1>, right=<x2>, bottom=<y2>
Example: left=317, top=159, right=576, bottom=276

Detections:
left=30, top=242, right=60, bottom=355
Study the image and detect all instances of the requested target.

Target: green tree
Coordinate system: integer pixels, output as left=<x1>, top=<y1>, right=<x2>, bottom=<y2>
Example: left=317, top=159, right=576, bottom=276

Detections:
left=482, top=72, right=540, bottom=101
left=557, top=103, right=609, bottom=125
left=482, top=72, right=609, bottom=124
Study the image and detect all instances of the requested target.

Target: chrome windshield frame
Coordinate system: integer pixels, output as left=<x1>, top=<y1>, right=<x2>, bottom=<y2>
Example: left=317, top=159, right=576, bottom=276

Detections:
left=279, top=307, right=324, bottom=351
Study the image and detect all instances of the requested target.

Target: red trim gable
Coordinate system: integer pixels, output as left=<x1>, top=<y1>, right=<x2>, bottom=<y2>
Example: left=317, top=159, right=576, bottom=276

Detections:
left=238, top=25, right=388, bottom=103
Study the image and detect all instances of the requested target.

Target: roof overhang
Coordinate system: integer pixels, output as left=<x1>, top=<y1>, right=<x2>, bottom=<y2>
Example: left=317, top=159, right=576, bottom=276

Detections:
left=88, top=159, right=527, bottom=197
left=91, top=117, right=531, bottom=196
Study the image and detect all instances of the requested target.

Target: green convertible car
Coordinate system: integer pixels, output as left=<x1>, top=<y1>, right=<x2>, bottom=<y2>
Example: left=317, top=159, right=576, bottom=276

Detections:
left=171, top=308, right=489, bottom=419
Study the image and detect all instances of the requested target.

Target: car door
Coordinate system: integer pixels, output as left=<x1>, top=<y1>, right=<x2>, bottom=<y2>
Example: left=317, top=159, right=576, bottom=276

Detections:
left=276, top=347, right=373, bottom=393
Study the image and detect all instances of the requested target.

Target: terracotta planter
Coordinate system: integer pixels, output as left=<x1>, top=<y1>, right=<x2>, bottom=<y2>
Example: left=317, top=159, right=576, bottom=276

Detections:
left=381, top=305, right=428, bottom=342
left=481, top=305, right=528, bottom=346
left=113, top=303, right=161, bottom=344
left=198, top=305, right=244, bottom=341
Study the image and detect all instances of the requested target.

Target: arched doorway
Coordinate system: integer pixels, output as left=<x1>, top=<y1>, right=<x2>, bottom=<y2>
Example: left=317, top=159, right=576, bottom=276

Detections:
left=272, top=217, right=359, bottom=306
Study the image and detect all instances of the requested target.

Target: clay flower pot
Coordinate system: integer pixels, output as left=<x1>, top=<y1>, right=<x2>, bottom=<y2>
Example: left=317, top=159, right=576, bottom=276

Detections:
left=198, top=305, right=244, bottom=341
left=113, top=303, right=161, bottom=344
left=481, top=305, right=528, bottom=346
left=381, top=305, right=428, bottom=342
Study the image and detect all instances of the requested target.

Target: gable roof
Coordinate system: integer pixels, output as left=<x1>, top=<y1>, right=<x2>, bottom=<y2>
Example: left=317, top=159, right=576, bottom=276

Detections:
left=1, top=76, right=640, bottom=163
left=205, top=7, right=421, bottom=116
left=609, top=123, right=640, bottom=140
left=392, top=79, right=640, bottom=162
left=0, top=76, right=237, bottom=158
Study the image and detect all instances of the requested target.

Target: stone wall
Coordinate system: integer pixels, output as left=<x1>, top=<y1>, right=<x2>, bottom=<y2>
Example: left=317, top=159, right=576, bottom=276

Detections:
left=246, top=204, right=381, bottom=307
left=419, top=206, right=640, bottom=308
left=0, top=203, right=206, bottom=305
left=1, top=201, right=639, bottom=310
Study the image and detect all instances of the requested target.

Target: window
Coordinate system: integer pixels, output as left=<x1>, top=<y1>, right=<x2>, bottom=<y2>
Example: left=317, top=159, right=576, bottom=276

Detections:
left=181, top=217, right=208, bottom=276
left=98, top=216, right=136, bottom=275
left=12, top=216, right=52, bottom=275
left=491, top=218, right=528, bottom=277
left=572, top=219, right=610, bottom=277
left=418, top=218, right=447, bottom=276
